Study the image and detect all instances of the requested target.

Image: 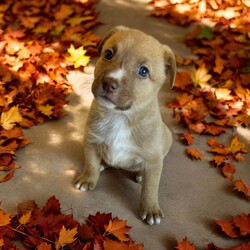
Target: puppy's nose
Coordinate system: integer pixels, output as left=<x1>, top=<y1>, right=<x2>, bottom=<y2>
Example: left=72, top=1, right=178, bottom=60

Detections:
left=103, top=77, right=118, bottom=93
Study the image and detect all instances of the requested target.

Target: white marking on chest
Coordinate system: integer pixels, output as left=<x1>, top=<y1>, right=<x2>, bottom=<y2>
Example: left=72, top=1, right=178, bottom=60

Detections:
left=107, top=68, right=125, bottom=81
left=90, top=112, right=141, bottom=167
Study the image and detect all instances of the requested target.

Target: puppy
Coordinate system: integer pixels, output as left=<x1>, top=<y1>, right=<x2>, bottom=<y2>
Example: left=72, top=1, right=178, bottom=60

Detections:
left=74, top=26, right=176, bottom=225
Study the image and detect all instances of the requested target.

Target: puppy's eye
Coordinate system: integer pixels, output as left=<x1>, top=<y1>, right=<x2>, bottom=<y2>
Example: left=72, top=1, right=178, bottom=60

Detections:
left=138, top=66, right=149, bottom=78
left=104, top=50, right=113, bottom=60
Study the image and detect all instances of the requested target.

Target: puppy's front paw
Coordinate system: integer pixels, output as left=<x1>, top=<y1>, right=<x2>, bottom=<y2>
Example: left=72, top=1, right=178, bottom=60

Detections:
left=74, top=174, right=98, bottom=192
left=140, top=205, right=164, bottom=225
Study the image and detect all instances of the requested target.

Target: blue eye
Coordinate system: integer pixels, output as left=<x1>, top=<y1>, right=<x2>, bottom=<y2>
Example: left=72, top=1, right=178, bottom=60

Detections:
left=104, top=50, right=113, bottom=60
left=138, top=66, right=149, bottom=78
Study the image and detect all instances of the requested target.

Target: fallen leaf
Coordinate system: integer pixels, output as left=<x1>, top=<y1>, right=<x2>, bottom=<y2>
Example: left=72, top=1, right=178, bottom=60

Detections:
left=17, top=200, right=38, bottom=216
left=232, top=214, right=250, bottom=236
left=37, top=242, right=52, bottom=250
left=186, top=148, right=203, bottom=160
left=38, top=104, right=54, bottom=118
left=181, top=131, right=194, bottom=145
left=233, top=179, right=250, bottom=199
left=0, top=106, right=23, bottom=130
left=0, top=171, right=14, bottom=183
left=66, top=44, right=90, bottom=68
left=19, top=211, right=32, bottom=225
left=55, top=226, right=78, bottom=250
left=104, top=238, right=143, bottom=250
left=191, top=65, right=212, bottom=88
left=206, top=242, right=250, bottom=250
left=229, top=135, right=248, bottom=155
left=215, top=220, right=240, bottom=238
left=0, top=209, right=11, bottom=227
left=104, top=218, right=131, bottom=242
left=221, top=163, right=235, bottom=180
left=176, top=237, right=196, bottom=250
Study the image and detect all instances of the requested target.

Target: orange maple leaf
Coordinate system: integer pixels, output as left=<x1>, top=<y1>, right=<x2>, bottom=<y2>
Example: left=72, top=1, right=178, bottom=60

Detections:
left=37, top=242, right=52, bottom=250
left=232, top=213, right=250, bottom=236
left=233, top=179, right=250, bottom=199
left=221, top=163, right=235, bottom=180
left=55, top=226, right=78, bottom=250
left=0, top=209, right=11, bottom=227
left=19, top=210, right=31, bottom=225
left=103, top=239, right=143, bottom=250
left=176, top=237, right=196, bottom=250
left=215, top=220, right=240, bottom=238
left=104, top=218, right=131, bottom=242
left=186, top=148, right=203, bottom=160
left=181, top=131, right=194, bottom=145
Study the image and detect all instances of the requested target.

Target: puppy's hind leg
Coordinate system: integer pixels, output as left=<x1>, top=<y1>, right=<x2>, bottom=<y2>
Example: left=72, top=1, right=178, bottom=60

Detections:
left=74, top=144, right=101, bottom=191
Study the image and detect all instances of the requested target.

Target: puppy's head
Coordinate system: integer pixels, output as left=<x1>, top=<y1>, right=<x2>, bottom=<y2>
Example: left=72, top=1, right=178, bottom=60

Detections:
left=92, top=26, right=176, bottom=111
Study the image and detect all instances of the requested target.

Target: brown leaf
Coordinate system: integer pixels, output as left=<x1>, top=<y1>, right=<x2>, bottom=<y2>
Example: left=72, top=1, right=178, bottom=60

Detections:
left=17, top=200, right=37, bottom=216
left=0, top=171, right=14, bottom=183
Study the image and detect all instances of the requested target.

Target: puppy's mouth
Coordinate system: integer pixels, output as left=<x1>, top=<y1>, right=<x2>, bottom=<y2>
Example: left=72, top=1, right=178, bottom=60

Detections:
left=95, top=94, right=131, bottom=111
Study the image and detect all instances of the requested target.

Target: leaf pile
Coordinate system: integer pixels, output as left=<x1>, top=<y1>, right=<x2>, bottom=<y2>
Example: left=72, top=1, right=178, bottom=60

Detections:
left=0, top=0, right=102, bottom=183
left=151, top=0, right=250, bottom=198
left=176, top=219, right=250, bottom=250
left=0, top=195, right=143, bottom=249
left=150, top=0, right=250, bottom=28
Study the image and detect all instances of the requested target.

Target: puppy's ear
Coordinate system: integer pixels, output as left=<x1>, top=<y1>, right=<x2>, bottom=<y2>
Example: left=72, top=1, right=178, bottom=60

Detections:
left=98, top=26, right=129, bottom=54
left=163, top=45, right=176, bottom=88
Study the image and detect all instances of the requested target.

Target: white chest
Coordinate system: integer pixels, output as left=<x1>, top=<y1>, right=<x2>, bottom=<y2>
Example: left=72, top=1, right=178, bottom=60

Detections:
left=88, top=112, right=142, bottom=168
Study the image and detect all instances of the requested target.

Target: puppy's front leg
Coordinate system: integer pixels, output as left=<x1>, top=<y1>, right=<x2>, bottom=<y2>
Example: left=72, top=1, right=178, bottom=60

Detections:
left=74, top=143, right=101, bottom=192
left=140, top=158, right=164, bottom=225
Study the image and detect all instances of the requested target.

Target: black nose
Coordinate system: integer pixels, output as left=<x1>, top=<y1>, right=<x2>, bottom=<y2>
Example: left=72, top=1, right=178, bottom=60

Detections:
left=102, top=77, right=118, bottom=93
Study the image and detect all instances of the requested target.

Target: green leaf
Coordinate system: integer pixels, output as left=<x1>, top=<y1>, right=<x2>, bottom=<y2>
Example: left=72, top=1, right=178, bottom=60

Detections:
left=240, top=61, right=250, bottom=73
left=197, top=26, right=214, bottom=40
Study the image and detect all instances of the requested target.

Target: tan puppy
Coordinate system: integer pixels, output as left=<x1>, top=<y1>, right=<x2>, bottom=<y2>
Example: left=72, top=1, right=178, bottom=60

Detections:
left=74, top=26, right=176, bottom=225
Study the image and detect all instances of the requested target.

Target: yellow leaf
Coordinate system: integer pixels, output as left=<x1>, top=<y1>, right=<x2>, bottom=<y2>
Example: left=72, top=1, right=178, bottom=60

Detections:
left=56, top=226, right=77, bottom=250
left=55, top=4, right=74, bottom=20
left=19, top=211, right=31, bottom=225
left=38, top=104, right=54, bottom=117
left=229, top=135, right=248, bottom=155
left=0, top=238, right=4, bottom=247
left=191, top=65, right=212, bottom=88
left=66, top=44, right=90, bottom=68
left=66, top=16, right=94, bottom=26
left=0, top=209, right=11, bottom=227
left=0, top=106, right=22, bottom=130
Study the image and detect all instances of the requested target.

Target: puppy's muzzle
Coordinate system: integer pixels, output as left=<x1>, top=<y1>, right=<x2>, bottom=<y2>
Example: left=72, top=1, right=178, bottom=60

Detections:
left=103, top=77, right=118, bottom=95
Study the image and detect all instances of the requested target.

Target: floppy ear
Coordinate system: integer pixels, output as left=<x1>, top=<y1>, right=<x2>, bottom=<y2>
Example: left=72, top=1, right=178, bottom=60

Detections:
left=163, top=45, right=176, bottom=88
left=98, top=26, right=129, bottom=53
